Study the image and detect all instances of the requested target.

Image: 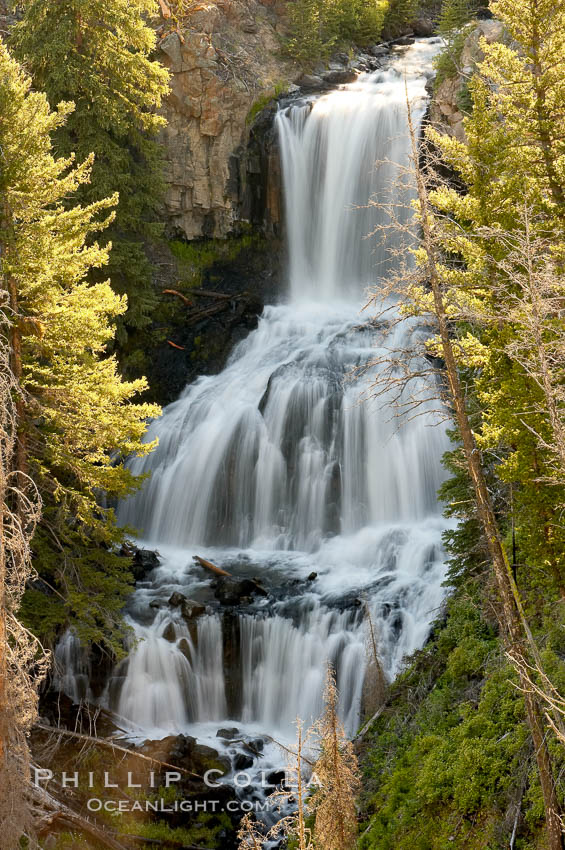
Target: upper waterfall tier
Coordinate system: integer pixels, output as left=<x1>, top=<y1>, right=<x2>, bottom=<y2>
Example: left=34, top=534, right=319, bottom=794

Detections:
left=278, top=38, right=441, bottom=302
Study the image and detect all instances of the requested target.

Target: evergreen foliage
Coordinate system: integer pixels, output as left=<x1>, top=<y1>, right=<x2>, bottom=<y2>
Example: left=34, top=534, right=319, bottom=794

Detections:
left=438, top=0, right=476, bottom=35
left=362, top=2, right=565, bottom=842
left=381, top=0, right=419, bottom=38
left=11, top=0, right=170, bottom=353
left=424, top=0, right=565, bottom=605
left=0, top=40, right=160, bottom=653
left=285, top=0, right=389, bottom=65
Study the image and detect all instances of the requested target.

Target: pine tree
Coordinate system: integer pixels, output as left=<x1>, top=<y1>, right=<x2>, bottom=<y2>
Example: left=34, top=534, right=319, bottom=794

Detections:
left=382, top=0, right=419, bottom=39
left=0, top=39, right=160, bottom=654
left=425, top=0, right=565, bottom=600
left=404, top=100, right=565, bottom=850
left=356, top=0, right=389, bottom=45
left=286, top=0, right=387, bottom=65
left=12, top=0, right=170, bottom=359
left=286, top=0, right=329, bottom=66
left=438, top=0, right=475, bottom=36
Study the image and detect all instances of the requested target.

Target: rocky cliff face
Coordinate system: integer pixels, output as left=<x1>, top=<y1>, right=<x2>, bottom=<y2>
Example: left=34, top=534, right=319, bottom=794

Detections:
left=429, top=19, right=505, bottom=141
left=157, top=1, right=297, bottom=240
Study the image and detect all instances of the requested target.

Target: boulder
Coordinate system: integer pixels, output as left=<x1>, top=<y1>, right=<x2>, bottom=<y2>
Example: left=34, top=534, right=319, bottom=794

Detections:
left=168, top=591, right=207, bottom=621
left=162, top=622, right=177, bottom=642
left=233, top=752, right=254, bottom=770
left=245, top=737, right=264, bottom=755
left=216, top=727, right=240, bottom=740
left=168, top=591, right=186, bottom=607
left=323, top=69, right=358, bottom=85
left=140, top=734, right=230, bottom=778
left=212, top=576, right=268, bottom=606
left=265, top=769, right=286, bottom=787
left=296, top=74, right=326, bottom=90
left=412, top=17, right=435, bottom=36
left=126, top=546, right=160, bottom=581
left=177, top=637, right=192, bottom=661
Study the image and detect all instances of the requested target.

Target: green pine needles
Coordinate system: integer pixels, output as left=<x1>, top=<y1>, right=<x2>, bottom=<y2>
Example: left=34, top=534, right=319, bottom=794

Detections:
left=12, top=0, right=170, bottom=351
left=285, top=0, right=389, bottom=66
left=0, top=39, right=161, bottom=654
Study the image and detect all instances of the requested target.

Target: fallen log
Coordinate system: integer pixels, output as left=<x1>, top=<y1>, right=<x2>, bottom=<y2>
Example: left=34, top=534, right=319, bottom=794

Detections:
left=33, top=784, right=128, bottom=850
left=34, top=723, right=202, bottom=778
left=185, top=301, right=232, bottom=325
left=167, top=340, right=186, bottom=350
left=164, top=287, right=249, bottom=304
left=192, top=555, right=232, bottom=577
left=163, top=288, right=192, bottom=306
left=190, top=289, right=249, bottom=301
left=353, top=704, right=386, bottom=743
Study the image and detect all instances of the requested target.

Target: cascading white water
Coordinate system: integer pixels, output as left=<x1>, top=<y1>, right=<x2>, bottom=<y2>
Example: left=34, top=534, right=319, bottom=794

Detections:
left=100, top=38, right=450, bottom=748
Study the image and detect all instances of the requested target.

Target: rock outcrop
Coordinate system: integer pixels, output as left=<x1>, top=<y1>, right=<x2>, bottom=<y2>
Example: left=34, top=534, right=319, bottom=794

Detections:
left=157, top=1, right=297, bottom=240
left=429, top=19, right=505, bottom=142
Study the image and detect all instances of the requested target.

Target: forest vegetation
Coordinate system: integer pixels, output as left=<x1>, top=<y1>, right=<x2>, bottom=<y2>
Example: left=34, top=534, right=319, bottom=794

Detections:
left=0, top=0, right=564, bottom=847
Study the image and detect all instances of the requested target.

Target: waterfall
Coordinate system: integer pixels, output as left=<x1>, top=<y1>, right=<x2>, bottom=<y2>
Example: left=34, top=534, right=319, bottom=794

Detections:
left=101, top=38, right=449, bottom=745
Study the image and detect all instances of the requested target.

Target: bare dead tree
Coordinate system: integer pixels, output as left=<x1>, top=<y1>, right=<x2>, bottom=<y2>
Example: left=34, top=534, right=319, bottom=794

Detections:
left=237, top=718, right=315, bottom=850
left=311, top=666, right=360, bottom=850
left=0, top=306, right=49, bottom=848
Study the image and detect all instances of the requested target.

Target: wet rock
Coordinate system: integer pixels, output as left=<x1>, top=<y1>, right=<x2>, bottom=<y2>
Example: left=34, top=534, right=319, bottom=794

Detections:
left=212, top=576, right=268, bottom=606
left=193, top=741, right=230, bottom=773
left=323, top=69, right=358, bottom=85
left=233, top=752, right=254, bottom=770
left=178, top=637, right=192, bottom=660
left=395, top=35, right=415, bottom=45
left=307, top=571, right=318, bottom=581
left=168, top=591, right=207, bottom=622
left=125, top=546, right=160, bottom=581
left=168, top=591, right=186, bottom=607
left=369, top=44, right=389, bottom=57
left=162, top=622, right=177, bottom=642
left=245, top=737, right=264, bottom=755
left=296, top=74, right=326, bottom=90
left=217, top=727, right=240, bottom=740
left=266, top=769, right=286, bottom=787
